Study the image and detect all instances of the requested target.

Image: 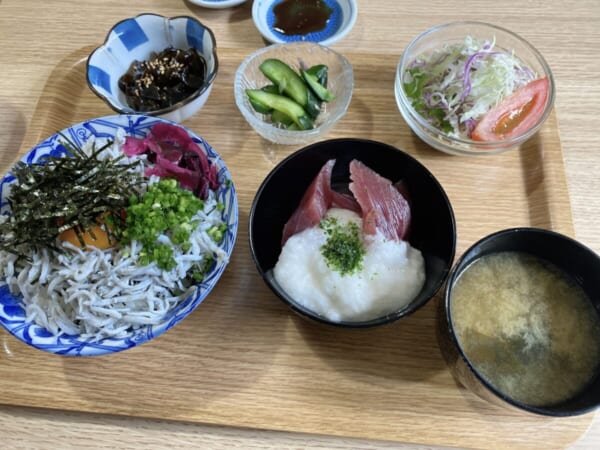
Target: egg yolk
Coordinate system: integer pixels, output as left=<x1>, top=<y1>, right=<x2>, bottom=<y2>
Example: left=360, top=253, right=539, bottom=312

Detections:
left=59, top=224, right=115, bottom=250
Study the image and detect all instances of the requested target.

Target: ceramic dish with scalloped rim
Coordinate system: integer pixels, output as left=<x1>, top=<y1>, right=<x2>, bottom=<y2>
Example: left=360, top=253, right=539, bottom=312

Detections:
left=87, top=14, right=218, bottom=122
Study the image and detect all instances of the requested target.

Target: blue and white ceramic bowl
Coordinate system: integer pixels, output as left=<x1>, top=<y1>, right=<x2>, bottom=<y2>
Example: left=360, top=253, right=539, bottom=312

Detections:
left=252, top=0, right=357, bottom=46
left=87, top=14, right=218, bottom=122
left=0, top=115, right=238, bottom=356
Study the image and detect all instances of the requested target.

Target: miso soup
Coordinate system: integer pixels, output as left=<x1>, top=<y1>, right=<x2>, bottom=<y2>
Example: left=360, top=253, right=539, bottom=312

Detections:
left=450, top=251, right=600, bottom=407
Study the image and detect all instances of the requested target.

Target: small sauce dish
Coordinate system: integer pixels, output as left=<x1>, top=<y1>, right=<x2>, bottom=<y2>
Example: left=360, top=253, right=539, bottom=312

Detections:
left=252, top=0, right=357, bottom=46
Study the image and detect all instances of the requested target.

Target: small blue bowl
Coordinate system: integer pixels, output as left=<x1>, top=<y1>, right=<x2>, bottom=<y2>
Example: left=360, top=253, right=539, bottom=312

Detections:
left=252, top=0, right=357, bottom=46
left=87, top=14, right=218, bottom=122
left=0, top=115, right=238, bottom=356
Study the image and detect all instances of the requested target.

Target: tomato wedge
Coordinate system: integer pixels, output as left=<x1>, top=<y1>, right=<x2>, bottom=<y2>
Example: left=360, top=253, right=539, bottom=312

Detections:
left=471, top=77, right=550, bottom=142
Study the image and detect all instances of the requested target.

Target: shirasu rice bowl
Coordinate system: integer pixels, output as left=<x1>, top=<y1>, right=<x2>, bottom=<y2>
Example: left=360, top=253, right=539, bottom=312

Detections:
left=0, top=115, right=237, bottom=355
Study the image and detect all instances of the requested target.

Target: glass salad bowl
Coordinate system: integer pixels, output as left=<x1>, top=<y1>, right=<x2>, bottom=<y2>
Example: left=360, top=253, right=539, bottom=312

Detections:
left=395, top=21, right=555, bottom=156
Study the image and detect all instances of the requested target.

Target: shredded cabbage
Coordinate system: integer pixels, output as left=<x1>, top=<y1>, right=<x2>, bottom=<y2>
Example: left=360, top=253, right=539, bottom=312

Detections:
left=403, top=36, right=536, bottom=139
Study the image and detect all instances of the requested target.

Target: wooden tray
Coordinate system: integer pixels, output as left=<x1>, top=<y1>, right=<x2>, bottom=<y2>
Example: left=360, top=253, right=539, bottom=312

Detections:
left=0, top=46, right=587, bottom=450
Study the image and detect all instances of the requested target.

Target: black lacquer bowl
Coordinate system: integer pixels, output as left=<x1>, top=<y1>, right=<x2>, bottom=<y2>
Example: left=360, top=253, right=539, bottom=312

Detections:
left=440, top=227, right=600, bottom=416
left=249, top=138, right=457, bottom=327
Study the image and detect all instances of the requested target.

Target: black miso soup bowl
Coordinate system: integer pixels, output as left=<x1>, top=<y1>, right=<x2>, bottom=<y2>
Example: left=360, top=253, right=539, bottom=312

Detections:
left=249, top=138, right=457, bottom=327
left=439, top=227, right=600, bottom=416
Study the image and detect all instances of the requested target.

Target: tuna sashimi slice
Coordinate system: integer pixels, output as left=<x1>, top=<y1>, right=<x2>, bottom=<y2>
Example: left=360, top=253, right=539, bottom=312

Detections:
left=281, top=159, right=336, bottom=245
left=349, top=160, right=411, bottom=241
left=331, top=191, right=361, bottom=213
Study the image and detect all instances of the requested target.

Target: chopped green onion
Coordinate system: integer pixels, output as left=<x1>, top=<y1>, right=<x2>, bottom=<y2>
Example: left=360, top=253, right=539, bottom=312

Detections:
left=123, top=178, right=204, bottom=270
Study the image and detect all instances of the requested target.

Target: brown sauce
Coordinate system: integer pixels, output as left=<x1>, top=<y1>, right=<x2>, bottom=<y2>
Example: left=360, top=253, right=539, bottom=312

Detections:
left=273, top=0, right=333, bottom=36
left=118, top=47, right=207, bottom=112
